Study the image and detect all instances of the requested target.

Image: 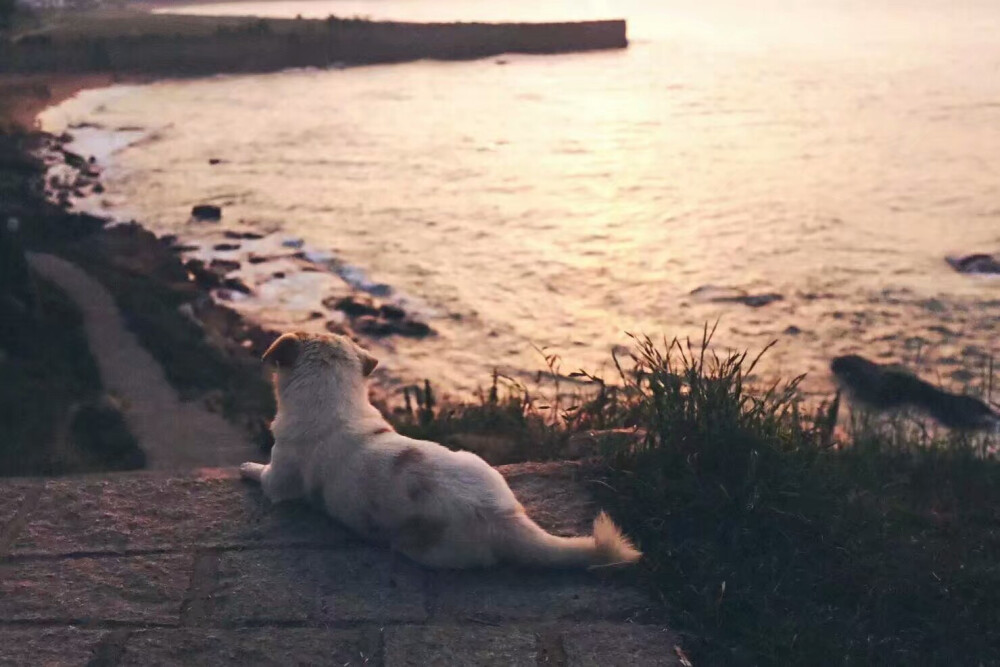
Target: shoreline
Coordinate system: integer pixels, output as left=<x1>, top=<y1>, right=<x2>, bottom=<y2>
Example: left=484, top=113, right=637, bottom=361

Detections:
left=0, top=73, right=128, bottom=130
left=35, top=101, right=444, bottom=388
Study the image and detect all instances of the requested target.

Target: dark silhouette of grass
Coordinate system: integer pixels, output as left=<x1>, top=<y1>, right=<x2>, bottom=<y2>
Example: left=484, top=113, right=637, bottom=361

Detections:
left=595, top=330, right=999, bottom=665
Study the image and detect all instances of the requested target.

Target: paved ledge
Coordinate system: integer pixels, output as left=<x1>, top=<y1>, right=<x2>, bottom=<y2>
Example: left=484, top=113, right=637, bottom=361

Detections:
left=0, top=462, right=678, bottom=666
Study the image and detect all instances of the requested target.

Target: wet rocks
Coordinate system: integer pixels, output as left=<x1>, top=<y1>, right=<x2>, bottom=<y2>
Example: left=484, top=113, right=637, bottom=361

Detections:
left=222, top=277, right=252, bottom=295
left=354, top=315, right=395, bottom=336
left=724, top=293, right=783, bottom=308
left=212, top=243, right=240, bottom=252
left=191, top=205, right=222, bottom=222
left=378, top=303, right=406, bottom=320
left=324, top=320, right=352, bottom=336
left=324, top=295, right=379, bottom=317
left=184, top=260, right=250, bottom=294
left=60, top=149, right=87, bottom=169
left=209, top=258, right=241, bottom=274
left=184, top=259, right=222, bottom=289
left=690, top=285, right=784, bottom=308
left=392, top=319, right=433, bottom=337
left=946, top=254, right=1000, bottom=275
left=223, top=230, right=264, bottom=240
left=322, top=295, right=433, bottom=338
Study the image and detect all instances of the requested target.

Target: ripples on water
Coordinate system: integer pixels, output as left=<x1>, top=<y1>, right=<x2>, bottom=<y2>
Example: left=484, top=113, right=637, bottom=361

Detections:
left=40, top=0, right=1000, bottom=397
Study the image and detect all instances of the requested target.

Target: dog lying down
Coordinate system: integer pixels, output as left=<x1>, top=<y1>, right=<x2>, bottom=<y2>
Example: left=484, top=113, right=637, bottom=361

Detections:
left=241, top=332, right=641, bottom=569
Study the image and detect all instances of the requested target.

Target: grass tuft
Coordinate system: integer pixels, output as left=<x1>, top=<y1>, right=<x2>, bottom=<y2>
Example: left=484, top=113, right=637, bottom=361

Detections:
left=595, top=328, right=1000, bottom=665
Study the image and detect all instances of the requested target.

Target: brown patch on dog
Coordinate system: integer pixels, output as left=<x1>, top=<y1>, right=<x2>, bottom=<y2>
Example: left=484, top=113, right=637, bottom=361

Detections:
left=371, top=426, right=394, bottom=436
left=392, top=446, right=425, bottom=473
left=394, top=515, right=446, bottom=555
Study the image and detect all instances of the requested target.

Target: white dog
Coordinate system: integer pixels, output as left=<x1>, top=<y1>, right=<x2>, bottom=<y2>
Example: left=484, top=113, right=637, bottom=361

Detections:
left=240, top=332, right=641, bottom=569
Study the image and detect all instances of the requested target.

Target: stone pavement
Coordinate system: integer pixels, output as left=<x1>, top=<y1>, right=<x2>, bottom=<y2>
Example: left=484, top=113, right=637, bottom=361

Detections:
left=0, top=462, right=679, bottom=666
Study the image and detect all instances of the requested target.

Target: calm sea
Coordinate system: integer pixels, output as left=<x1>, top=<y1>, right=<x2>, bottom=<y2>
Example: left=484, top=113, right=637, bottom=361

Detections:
left=40, top=0, right=1000, bottom=396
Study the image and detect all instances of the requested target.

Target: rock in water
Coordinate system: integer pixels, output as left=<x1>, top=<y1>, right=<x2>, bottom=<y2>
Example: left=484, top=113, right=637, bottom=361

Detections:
left=184, top=259, right=222, bottom=289
left=690, top=285, right=784, bottom=308
left=946, top=254, right=1000, bottom=274
left=222, top=277, right=253, bottom=295
left=394, top=319, right=433, bottom=338
left=323, top=295, right=380, bottom=317
left=378, top=303, right=406, bottom=320
left=223, top=230, right=264, bottom=240
left=353, top=315, right=395, bottom=337
left=831, top=354, right=998, bottom=430
left=191, top=205, right=222, bottom=221
left=208, top=258, right=241, bottom=274
left=721, top=293, right=783, bottom=308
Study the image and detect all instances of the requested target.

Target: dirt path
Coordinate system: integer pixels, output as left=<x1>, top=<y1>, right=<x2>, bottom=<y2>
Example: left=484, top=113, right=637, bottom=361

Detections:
left=27, top=252, right=254, bottom=470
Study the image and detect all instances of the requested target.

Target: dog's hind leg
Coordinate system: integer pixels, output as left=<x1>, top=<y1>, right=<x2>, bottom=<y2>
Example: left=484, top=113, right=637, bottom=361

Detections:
left=240, top=461, right=304, bottom=503
left=240, top=462, right=266, bottom=482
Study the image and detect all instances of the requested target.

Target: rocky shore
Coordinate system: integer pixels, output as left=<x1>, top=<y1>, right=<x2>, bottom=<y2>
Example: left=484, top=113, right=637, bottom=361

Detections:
left=41, top=113, right=443, bottom=349
left=0, top=120, right=425, bottom=473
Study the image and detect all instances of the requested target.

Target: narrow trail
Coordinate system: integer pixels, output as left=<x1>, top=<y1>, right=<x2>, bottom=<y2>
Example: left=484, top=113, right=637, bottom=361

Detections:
left=27, top=252, right=254, bottom=470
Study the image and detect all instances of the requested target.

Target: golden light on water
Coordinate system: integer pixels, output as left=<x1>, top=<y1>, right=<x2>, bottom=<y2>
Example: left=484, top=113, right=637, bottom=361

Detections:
left=45, top=0, right=1000, bottom=396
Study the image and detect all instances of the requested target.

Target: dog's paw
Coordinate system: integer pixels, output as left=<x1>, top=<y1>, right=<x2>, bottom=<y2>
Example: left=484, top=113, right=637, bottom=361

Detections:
left=239, top=462, right=265, bottom=482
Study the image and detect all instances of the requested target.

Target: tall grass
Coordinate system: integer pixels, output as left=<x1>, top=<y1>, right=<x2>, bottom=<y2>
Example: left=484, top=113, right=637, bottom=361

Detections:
left=597, top=328, right=1000, bottom=665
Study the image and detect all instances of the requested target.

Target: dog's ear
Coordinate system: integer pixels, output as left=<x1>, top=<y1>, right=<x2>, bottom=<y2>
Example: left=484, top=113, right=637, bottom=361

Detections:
left=358, top=347, right=379, bottom=377
left=262, top=333, right=300, bottom=368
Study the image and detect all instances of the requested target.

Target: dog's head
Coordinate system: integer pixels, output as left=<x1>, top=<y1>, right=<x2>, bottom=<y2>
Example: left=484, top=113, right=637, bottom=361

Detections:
left=262, top=332, right=378, bottom=395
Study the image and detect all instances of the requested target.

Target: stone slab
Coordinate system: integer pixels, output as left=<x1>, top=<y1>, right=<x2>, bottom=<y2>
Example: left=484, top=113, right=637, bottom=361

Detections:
left=210, top=547, right=427, bottom=624
left=0, top=553, right=191, bottom=624
left=432, top=568, right=650, bottom=622
left=0, top=481, right=40, bottom=555
left=384, top=625, right=538, bottom=667
left=10, top=472, right=351, bottom=556
left=497, top=462, right=598, bottom=537
left=0, top=481, right=37, bottom=531
left=562, top=623, right=681, bottom=666
left=119, top=628, right=380, bottom=666
left=0, top=627, right=107, bottom=666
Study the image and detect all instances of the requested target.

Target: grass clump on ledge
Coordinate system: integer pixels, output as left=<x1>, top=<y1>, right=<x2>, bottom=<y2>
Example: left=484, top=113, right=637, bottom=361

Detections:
left=393, top=325, right=1000, bottom=665
left=598, top=328, right=1000, bottom=665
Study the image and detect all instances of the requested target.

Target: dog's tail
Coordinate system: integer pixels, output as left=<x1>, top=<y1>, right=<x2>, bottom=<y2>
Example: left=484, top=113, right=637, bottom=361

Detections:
left=499, top=510, right=641, bottom=568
